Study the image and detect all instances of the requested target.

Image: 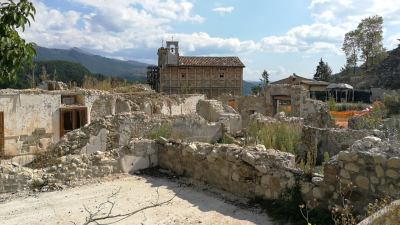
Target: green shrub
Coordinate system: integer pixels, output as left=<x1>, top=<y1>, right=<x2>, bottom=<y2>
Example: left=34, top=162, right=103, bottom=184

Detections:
left=147, top=122, right=172, bottom=139
left=384, top=94, right=400, bottom=116
left=349, top=102, right=384, bottom=130
left=327, top=98, right=336, bottom=111
left=333, top=102, right=369, bottom=112
left=247, top=121, right=301, bottom=154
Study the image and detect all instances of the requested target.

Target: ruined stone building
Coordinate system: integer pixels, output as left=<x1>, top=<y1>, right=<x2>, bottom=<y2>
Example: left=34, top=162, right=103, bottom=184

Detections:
left=147, top=41, right=245, bottom=98
left=271, top=74, right=330, bottom=100
left=0, top=89, right=133, bottom=157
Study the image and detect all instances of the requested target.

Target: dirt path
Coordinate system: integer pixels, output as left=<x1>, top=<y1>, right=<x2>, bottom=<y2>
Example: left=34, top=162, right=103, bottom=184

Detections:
left=0, top=175, right=273, bottom=225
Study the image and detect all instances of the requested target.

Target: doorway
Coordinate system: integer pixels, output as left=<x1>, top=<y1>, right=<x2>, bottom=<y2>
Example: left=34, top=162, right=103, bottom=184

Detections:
left=60, top=107, right=88, bottom=137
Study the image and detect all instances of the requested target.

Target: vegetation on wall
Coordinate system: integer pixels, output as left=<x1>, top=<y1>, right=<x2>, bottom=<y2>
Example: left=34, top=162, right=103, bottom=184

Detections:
left=247, top=121, right=302, bottom=154
left=383, top=94, right=400, bottom=116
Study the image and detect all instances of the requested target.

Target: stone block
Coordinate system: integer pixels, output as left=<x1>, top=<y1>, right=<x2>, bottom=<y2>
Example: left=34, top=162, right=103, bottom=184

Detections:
left=355, top=176, right=369, bottom=190
left=375, top=165, right=385, bottom=178
left=119, top=155, right=149, bottom=173
left=344, top=163, right=359, bottom=173
left=370, top=176, right=379, bottom=184
left=312, top=187, right=323, bottom=199
left=340, top=169, right=350, bottom=179
left=260, top=175, right=270, bottom=186
left=386, top=169, right=400, bottom=179
left=387, top=157, right=400, bottom=169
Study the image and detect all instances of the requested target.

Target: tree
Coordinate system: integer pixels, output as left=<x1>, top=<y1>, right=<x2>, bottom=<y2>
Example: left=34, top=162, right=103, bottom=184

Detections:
left=40, top=65, right=47, bottom=82
left=342, top=15, right=386, bottom=72
left=251, top=84, right=261, bottom=95
left=0, top=0, right=36, bottom=80
left=313, top=58, right=332, bottom=81
left=357, top=15, right=385, bottom=69
left=260, top=70, right=269, bottom=88
left=342, top=30, right=360, bottom=76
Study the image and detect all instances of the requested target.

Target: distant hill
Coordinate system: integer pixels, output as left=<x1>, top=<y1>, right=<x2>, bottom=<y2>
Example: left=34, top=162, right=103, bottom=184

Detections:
left=0, top=60, right=117, bottom=89
left=331, top=46, right=400, bottom=90
left=34, top=46, right=149, bottom=81
left=243, top=81, right=259, bottom=96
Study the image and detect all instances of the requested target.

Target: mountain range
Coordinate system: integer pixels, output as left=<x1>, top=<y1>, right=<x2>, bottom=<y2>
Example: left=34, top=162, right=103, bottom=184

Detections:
left=34, top=46, right=149, bottom=81
left=33, top=46, right=257, bottom=95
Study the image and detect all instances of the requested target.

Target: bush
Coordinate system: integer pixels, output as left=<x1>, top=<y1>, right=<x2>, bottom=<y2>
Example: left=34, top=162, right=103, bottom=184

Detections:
left=333, top=102, right=369, bottom=112
left=147, top=122, right=172, bottom=139
left=384, top=94, right=400, bottom=116
left=348, top=101, right=385, bottom=130
left=247, top=121, right=301, bottom=154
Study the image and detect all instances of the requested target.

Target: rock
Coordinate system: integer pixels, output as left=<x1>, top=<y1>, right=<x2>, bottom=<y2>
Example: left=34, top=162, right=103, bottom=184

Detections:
left=387, top=157, right=400, bottom=168
left=157, top=137, right=168, bottom=145
left=375, top=165, right=385, bottom=178
left=344, top=163, right=359, bottom=173
left=340, top=169, right=350, bottom=179
left=255, top=164, right=268, bottom=174
left=312, top=187, right=323, bottom=199
left=312, top=176, right=324, bottom=185
left=242, top=152, right=257, bottom=166
left=386, top=169, right=400, bottom=179
left=355, top=176, right=369, bottom=190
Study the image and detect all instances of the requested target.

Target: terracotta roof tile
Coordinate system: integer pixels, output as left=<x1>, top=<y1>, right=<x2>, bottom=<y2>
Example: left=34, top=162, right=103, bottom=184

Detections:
left=178, top=56, right=245, bottom=67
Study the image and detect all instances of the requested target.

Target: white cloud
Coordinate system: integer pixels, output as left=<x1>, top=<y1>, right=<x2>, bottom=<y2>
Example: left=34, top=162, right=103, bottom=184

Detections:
left=212, top=6, right=234, bottom=15
left=20, top=0, right=400, bottom=66
left=260, top=23, right=346, bottom=54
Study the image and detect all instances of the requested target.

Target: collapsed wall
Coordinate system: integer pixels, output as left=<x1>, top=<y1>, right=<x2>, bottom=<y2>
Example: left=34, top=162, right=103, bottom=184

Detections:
left=305, top=136, right=400, bottom=212
left=295, top=126, right=378, bottom=165
left=196, top=99, right=242, bottom=134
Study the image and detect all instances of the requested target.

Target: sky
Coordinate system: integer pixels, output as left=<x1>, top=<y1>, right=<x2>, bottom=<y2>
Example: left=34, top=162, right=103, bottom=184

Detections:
left=18, top=0, right=400, bottom=81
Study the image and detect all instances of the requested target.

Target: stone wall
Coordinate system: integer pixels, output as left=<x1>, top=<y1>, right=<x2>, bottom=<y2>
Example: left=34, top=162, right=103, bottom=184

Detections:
left=314, top=136, right=400, bottom=212
left=265, top=84, right=309, bottom=117
left=158, top=141, right=299, bottom=199
left=218, top=95, right=267, bottom=128
left=196, top=99, right=242, bottom=134
left=301, top=99, right=332, bottom=128
left=50, top=112, right=222, bottom=159
left=295, top=126, right=376, bottom=164
left=0, top=91, right=62, bottom=156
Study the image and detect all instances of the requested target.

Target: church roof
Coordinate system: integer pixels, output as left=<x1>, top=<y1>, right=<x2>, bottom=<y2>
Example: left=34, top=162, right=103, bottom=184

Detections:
left=178, top=56, right=245, bottom=67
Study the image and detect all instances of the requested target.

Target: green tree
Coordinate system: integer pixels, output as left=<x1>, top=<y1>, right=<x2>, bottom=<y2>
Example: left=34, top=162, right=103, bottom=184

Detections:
left=342, top=30, right=360, bottom=76
left=251, top=84, right=261, bottom=95
left=313, top=58, right=332, bottom=81
left=0, top=0, right=36, bottom=80
left=260, top=70, right=269, bottom=88
left=357, top=15, right=385, bottom=69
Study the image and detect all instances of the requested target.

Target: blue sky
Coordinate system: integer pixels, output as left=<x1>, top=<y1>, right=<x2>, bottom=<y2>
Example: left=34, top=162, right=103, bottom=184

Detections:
left=22, top=0, right=400, bottom=81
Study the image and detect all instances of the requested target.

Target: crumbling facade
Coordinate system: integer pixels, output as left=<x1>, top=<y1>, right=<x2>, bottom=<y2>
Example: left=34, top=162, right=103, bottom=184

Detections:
left=148, top=41, right=244, bottom=98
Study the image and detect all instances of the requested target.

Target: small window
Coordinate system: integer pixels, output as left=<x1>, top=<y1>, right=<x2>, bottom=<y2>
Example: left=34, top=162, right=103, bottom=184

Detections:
left=181, top=73, right=186, bottom=78
left=62, top=95, right=76, bottom=105
left=220, top=74, right=224, bottom=78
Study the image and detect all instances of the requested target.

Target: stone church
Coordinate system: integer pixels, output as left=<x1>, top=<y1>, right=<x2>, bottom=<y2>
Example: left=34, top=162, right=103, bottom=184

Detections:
left=147, top=41, right=244, bottom=98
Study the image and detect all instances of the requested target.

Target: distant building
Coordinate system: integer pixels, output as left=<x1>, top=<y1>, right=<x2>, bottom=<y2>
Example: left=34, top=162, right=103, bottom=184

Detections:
left=271, top=73, right=330, bottom=100
left=148, top=41, right=244, bottom=98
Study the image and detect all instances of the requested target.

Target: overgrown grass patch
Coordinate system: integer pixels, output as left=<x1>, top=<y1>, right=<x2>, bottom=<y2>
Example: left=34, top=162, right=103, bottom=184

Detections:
left=247, top=121, right=302, bottom=154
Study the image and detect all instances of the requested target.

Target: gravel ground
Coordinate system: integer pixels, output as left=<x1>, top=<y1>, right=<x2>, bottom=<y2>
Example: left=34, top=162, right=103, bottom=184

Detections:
left=0, top=175, right=273, bottom=225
